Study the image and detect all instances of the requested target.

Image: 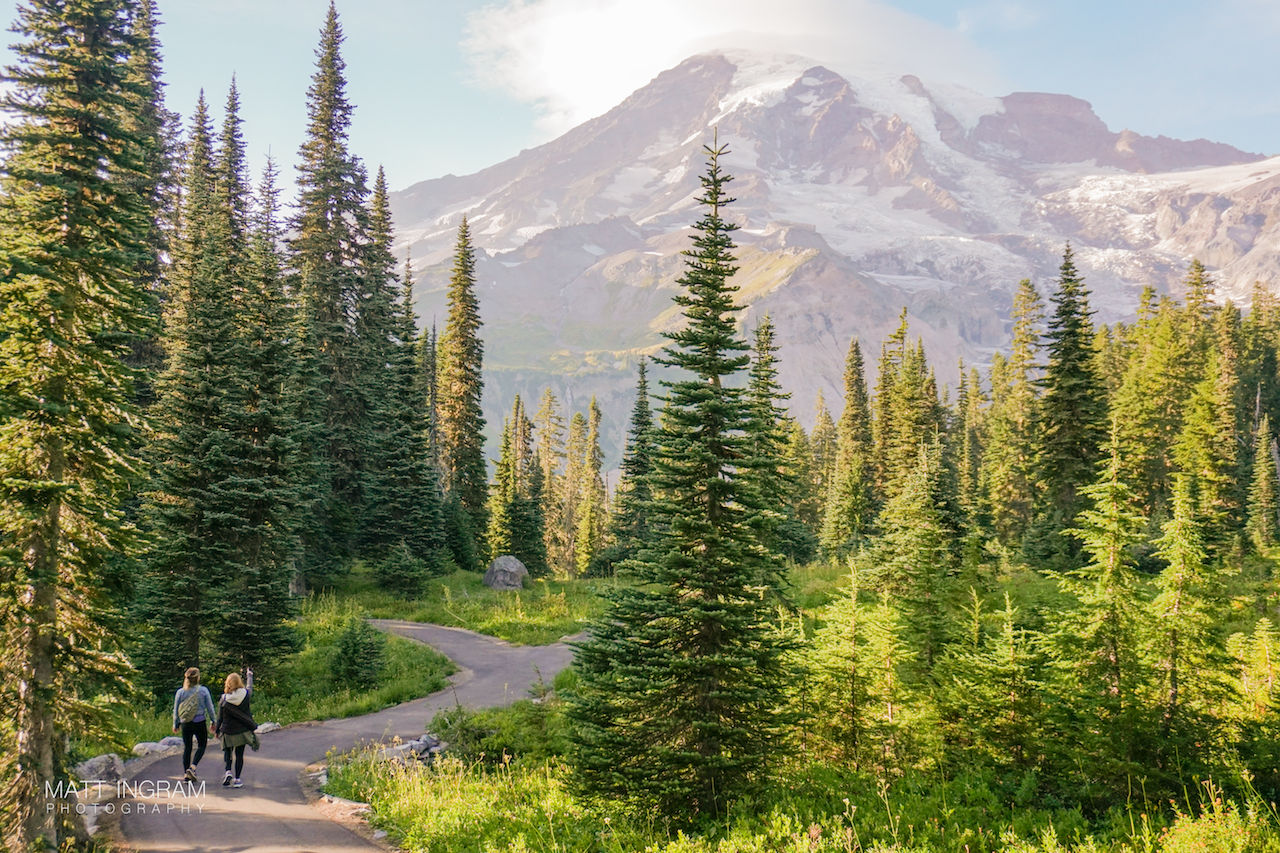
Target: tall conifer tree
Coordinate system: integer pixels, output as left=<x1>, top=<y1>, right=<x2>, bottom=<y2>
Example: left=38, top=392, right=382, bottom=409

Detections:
left=289, top=2, right=371, bottom=574
left=822, top=337, right=874, bottom=552
left=1031, top=246, right=1107, bottom=563
left=0, top=0, right=156, bottom=842
left=436, top=216, right=488, bottom=557
left=569, top=141, right=793, bottom=819
left=607, top=360, right=656, bottom=570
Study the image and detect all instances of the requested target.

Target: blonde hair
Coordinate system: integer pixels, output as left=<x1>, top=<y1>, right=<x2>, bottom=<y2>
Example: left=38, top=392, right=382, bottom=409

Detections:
left=224, top=672, right=245, bottom=694
left=183, top=667, right=200, bottom=689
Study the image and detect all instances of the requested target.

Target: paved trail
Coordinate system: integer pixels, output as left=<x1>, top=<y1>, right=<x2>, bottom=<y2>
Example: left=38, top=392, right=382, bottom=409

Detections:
left=118, top=621, right=576, bottom=853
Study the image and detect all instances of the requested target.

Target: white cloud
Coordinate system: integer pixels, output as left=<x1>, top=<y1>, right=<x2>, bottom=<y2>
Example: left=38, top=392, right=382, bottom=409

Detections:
left=464, top=0, right=1004, bottom=135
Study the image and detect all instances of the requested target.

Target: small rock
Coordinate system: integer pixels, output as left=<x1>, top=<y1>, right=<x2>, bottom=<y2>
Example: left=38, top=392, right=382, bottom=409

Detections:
left=373, top=830, right=388, bottom=840
left=255, top=722, right=281, bottom=734
left=131, top=741, right=168, bottom=758
left=158, top=735, right=183, bottom=748
left=72, top=753, right=125, bottom=785
left=483, top=555, right=528, bottom=590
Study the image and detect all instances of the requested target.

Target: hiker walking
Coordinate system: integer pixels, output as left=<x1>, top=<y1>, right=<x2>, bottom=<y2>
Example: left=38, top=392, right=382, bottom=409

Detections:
left=215, top=668, right=258, bottom=789
left=172, top=667, right=217, bottom=782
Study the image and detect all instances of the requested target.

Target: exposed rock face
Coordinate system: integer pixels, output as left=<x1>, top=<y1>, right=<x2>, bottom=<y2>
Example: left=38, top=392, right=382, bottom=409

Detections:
left=390, top=49, right=1273, bottom=448
left=483, top=556, right=529, bottom=591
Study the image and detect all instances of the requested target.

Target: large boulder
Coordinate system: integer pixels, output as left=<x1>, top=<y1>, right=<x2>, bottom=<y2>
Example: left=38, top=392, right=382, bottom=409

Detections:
left=483, top=555, right=529, bottom=590
left=72, top=753, right=125, bottom=785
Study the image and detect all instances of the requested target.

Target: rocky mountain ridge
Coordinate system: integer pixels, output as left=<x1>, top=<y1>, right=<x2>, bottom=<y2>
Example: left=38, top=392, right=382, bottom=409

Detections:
left=389, top=50, right=1278, bottom=447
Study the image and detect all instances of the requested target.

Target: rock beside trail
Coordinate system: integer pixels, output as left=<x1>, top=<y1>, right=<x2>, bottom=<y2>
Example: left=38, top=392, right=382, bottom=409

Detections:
left=131, top=741, right=174, bottom=758
left=256, top=722, right=281, bottom=734
left=72, top=753, right=125, bottom=785
left=483, top=555, right=528, bottom=590
left=159, top=735, right=183, bottom=748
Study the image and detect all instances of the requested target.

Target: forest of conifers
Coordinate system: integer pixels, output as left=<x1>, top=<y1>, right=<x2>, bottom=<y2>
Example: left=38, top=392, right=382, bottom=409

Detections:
left=3, top=0, right=1280, bottom=850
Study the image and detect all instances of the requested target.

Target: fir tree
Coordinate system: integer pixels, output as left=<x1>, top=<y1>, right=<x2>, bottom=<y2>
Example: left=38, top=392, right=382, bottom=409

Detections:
left=436, top=216, right=488, bottom=557
left=1249, top=414, right=1279, bottom=551
left=981, top=280, right=1042, bottom=546
left=486, top=420, right=518, bottom=560
left=134, top=96, right=239, bottom=689
left=1030, top=246, right=1107, bottom=564
left=568, top=141, right=794, bottom=820
left=822, top=337, right=873, bottom=553
left=0, top=0, right=156, bottom=842
left=1150, top=474, right=1218, bottom=757
left=605, top=359, right=657, bottom=571
left=534, top=387, right=568, bottom=574
left=1056, top=429, right=1148, bottom=777
left=809, top=391, right=838, bottom=518
left=289, top=1, right=372, bottom=575
left=745, top=315, right=799, bottom=560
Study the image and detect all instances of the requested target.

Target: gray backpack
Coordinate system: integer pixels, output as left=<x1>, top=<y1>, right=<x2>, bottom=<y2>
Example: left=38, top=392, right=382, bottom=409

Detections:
left=177, top=689, right=201, bottom=723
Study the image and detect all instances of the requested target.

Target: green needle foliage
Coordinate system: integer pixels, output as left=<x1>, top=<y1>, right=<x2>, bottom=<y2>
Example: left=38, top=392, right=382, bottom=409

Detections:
left=0, top=0, right=157, bottom=845
left=567, top=140, right=794, bottom=822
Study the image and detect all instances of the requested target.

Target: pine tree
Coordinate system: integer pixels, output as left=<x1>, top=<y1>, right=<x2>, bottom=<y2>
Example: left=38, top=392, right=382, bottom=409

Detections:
left=606, top=359, right=657, bottom=571
left=1249, top=414, right=1279, bottom=551
left=209, top=129, right=302, bottom=671
left=782, top=419, right=819, bottom=531
left=120, top=0, right=177, bottom=410
left=872, top=310, right=910, bottom=493
left=808, top=565, right=870, bottom=765
left=134, top=96, right=240, bottom=689
left=289, top=1, right=372, bottom=575
left=1031, top=247, right=1107, bottom=564
left=809, top=391, right=838, bottom=518
left=486, top=420, right=518, bottom=560
left=0, top=0, right=157, bottom=842
left=1150, top=474, right=1218, bottom=757
left=745, top=315, right=798, bottom=560
left=1056, top=429, right=1148, bottom=776
left=534, top=387, right=568, bottom=574
left=436, top=216, right=488, bottom=558
left=981, top=280, right=1042, bottom=546
left=867, top=438, right=957, bottom=671
left=559, top=410, right=589, bottom=577
left=568, top=141, right=794, bottom=820
left=822, top=337, right=873, bottom=553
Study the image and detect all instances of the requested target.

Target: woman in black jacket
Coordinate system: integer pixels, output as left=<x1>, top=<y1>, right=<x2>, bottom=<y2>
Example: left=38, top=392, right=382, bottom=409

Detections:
left=214, top=668, right=257, bottom=788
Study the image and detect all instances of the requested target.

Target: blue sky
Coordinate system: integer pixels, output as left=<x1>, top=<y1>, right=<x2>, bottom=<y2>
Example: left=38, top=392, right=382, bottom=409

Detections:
left=1, top=0, right=1276, bottom=193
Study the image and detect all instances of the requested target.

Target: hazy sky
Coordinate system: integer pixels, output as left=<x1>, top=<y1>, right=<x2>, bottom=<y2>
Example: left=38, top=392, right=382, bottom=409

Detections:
left=1, top=0, right=1276, bottom=193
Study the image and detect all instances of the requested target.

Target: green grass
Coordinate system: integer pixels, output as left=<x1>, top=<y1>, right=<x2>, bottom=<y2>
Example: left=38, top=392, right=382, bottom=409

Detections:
left=326, top=747, right=1280, bottom=853
left=336, top=568, right=613, bottom=645
left=74, top=594, right=453, bottom=761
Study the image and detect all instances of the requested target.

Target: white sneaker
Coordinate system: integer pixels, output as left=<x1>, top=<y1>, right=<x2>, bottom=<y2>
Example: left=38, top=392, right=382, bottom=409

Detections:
left=222, top=772, right=232, bottom=786
left=232, top=778, right=243, bottom=788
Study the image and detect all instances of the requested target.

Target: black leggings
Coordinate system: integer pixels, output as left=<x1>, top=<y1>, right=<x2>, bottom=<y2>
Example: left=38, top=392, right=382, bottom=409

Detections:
left=181, top=720, right=207, bottom=769
left=223, top=744, right=245, bottom=777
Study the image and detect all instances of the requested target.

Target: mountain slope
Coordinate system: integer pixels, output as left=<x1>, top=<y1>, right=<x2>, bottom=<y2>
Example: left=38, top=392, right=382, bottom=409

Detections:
left=390, top=50, right=1275, bottom=448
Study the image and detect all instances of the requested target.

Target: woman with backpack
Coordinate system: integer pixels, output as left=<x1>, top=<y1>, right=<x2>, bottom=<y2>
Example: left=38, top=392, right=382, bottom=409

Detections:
left=172, top=667, right=217, bottom=783
left=214, top=668, right=258, bottom=788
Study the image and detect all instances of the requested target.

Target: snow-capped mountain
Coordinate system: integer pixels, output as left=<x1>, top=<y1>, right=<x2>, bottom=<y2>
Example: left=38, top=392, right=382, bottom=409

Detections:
left=389, top=50, right=1277, bottom=442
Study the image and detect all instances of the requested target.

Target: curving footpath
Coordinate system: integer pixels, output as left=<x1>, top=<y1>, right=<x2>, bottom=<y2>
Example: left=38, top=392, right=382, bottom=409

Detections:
left=117, top=621, right=576, bottom=853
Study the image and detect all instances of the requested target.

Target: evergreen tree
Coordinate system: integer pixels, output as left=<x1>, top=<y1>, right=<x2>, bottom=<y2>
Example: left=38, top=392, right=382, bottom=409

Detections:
left=808, top=566, right=870, bottom=765
left=867, top=438, right=957, bottom=671
left=534, top=387, right=568, bottom=574
left=1249, top=414, right=1279, bottom=551
left=289, top=1, right=372, bottom=575
left=745, top=316, right=800, bottom=560
left=809, top=391, right=838, bottom=518
left=134, top=97, right=239, bottom=689
left=210, top=143, right=302, bottom=671
left=0, top=0, right=156, bottom=842
left=559, top=410, right=589, bottom=577
left=981, top=280, right=1042, bottom=546
left=783, top=419, right=819, bottom=531
left=1030, top=246, right=1107, bottom=564
left=1055, top=429, right=1148, bottom=779
left=486, top=420, right=518, bottom=560
left=822, top=337, right=873, bottom=553
left=120, top=0, right=177, bottom=410
left=1149, top=474, right=1218, bottom=761
left=436, top=216, right=488, bottom=555
left=568, top=141, right=794, bottom=820
left=605, top=359, right=657, bottom=571
left=358, top=169, right=446, bottom=570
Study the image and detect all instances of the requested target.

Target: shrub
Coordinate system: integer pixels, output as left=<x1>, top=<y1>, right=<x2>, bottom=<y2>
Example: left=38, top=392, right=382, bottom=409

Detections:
left=332, top=615, right=386, bottom=690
